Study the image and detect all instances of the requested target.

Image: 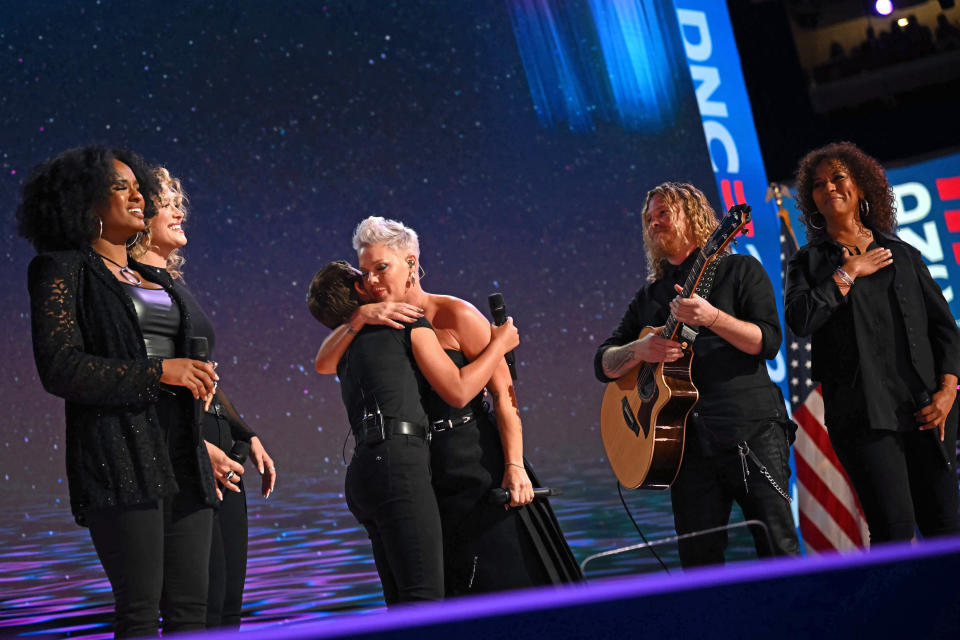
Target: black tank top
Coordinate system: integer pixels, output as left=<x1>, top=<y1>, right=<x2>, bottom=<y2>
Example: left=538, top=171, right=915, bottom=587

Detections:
left=337, top=317, right=432, bottom=427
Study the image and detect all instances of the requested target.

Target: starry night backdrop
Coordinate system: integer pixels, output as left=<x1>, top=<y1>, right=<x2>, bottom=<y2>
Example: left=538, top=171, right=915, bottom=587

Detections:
left=0, top=0, right=736, bottom=634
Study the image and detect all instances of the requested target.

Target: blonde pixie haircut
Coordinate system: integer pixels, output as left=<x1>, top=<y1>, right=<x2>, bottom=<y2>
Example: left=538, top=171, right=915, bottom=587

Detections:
left=351, top=216, right=420, bottom=259
left=640, top=182, right=718, bottom=281
left=129, top=167, right=189, bottom=280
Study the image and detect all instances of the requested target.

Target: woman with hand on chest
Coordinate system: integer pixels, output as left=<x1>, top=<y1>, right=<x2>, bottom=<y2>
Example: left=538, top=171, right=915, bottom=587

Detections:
left=785, top=141, right=960, bottom=545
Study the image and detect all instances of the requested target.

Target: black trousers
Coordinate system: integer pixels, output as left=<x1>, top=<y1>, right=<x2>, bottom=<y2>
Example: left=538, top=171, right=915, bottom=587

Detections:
left=670, top=422, right=799, bottom=568
left=207, top=480, right=248, bottom=628
left=87, top=499, right=213, bottom=638
left=203, top=411, right=248, bottom=629
left=430, top=417, right=552, bottom=594
left=345, top=434, right=444, bottom=604
left=829, top=415, right=960, bottom=544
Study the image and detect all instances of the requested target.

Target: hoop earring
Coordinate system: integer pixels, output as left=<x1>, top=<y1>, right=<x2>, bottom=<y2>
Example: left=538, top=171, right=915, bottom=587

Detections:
left=97, top=217, right=103, bottom=240
left=417, top=264, right=426, bottom=283
left=859, top=198, right=870, bottom=218
left=807, top=212, right=824, bottom=230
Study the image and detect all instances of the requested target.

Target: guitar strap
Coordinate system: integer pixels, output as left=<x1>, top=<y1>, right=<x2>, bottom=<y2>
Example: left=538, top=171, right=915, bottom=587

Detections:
left=679, top=254, right=724, bottom=345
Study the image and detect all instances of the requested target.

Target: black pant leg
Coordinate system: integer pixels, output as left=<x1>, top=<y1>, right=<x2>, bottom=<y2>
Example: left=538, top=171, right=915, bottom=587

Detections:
left=206, top=507, right=227, bottom=627
left=670, top=439, right=735, bottom=568
left=160, top=501, right=213, bottom=632
left=829, top=428, right=916, bottom=544
left=346, top=435, right=444, bottom=604
left=734, top=425, right=800, bottom=558
left=904, top=411, right=960, bottom=538
left=218, top=482, right=248, bottom=627
left=87, top=502, right=165, bottom=638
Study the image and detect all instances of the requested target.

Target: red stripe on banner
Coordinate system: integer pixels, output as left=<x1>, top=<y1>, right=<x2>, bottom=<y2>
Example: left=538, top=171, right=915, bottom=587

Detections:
left=733, top=180, right=747, bottom=205
left=795, top=406, right=866, bottom=521
left=944, top=209, right=960, bottom=233
left=720, top=179, right=735, bottom=211
left=953, top=242, right=960, bottom=267
left=795, top=454, right=864, bottom=547
left=936, top=176, right=960, bottom=201
left=798, top=511, right=834, bottom=553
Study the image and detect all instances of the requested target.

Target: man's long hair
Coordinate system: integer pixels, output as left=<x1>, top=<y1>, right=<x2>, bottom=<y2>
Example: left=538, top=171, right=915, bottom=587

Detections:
left=641, top=182, right=719, bottom=281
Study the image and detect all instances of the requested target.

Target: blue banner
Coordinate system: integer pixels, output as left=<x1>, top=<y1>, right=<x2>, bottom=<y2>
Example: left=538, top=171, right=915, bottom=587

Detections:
left=671, top=0, right=789, bottom=394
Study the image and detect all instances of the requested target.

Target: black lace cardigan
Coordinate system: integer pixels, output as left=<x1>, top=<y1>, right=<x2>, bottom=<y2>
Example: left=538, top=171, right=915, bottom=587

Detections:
left=27, top=247, right=215, bottom=525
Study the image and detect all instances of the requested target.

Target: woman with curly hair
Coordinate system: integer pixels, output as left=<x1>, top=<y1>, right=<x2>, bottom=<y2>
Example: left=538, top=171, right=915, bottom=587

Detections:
left=17, top=146, right=219, bottom=637
left=130, top=167, right=277, bottom=628
left=785, top=141, right=960, bottom=544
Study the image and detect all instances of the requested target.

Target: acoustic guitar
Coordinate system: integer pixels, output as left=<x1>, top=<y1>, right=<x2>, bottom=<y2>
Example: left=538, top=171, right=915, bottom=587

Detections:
left=600, top=204, right=752, bottom=489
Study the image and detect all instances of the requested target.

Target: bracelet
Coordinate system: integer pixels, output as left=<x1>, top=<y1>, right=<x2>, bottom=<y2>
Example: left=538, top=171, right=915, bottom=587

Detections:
left=706, top=307, right=721, bottom=328
left=835, top=268, right=855, bottom=287
left=505, top=462, right=524, bottom=470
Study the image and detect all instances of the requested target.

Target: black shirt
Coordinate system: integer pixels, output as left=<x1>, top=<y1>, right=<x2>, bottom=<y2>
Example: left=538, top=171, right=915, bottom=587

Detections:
left=785, top=232, right=960, bottom=433
left=595, top=251, right=786, bottom=454
left=338, top=317, right=432, bottom=428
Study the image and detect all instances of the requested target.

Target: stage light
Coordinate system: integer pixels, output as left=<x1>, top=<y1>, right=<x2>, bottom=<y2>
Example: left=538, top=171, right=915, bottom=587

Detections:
left=897, top=17, right=909, bottom=27
left=875, top=0, right=893, bottom=15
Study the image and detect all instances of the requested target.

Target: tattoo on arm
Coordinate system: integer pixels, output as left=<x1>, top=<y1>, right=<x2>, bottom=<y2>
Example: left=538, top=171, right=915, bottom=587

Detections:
left=603, top=344, right=639, bottom=377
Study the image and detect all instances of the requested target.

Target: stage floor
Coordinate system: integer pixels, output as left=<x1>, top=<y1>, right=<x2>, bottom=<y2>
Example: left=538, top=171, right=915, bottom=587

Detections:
left=0, top=456, right=767, bottom=638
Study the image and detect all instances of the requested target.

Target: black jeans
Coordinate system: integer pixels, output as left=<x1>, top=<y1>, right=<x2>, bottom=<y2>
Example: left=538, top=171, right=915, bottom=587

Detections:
left=670, top=422, right=799, bottom=568
left=346, top=434, right=444, bottom=604
left=207, top=480, right=248, bottom=628
left=829, top=416, right=960, bottom=544
left=87, top=499, right=213, bottom=637
left=203, top=410, right=249, bottom=629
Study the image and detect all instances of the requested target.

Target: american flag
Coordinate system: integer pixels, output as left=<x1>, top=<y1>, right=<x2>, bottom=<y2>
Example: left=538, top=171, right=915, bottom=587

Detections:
left=770, top=184, right=869, bottom=553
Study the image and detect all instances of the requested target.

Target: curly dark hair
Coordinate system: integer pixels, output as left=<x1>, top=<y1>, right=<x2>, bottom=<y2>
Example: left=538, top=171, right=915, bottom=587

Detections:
left=794, top=141, right=896, bottom=243
left=307, top=260, right=362, bottom=329
left=16, top=146, right=160, bottom=253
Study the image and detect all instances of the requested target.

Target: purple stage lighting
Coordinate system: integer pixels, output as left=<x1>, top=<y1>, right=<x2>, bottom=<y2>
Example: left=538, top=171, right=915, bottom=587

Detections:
left=875, top=0, right=894, bottom=15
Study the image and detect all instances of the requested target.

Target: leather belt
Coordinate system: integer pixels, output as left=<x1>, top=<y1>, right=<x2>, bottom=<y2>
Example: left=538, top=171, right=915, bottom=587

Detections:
left=431, top=414, right=475, bottom=433
left=353, top=419, right=430, bottom=445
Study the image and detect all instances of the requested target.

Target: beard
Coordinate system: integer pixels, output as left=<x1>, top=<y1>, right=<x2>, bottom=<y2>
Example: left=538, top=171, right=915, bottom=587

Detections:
left=649, top=226, right=689, bottom=260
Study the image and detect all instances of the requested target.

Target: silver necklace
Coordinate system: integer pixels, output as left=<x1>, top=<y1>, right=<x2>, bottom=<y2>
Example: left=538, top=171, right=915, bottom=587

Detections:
left=97, top=253, right=143, bottom=286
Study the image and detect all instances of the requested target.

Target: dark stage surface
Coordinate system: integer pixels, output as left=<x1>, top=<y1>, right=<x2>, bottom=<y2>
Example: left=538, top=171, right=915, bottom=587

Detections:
left=0, top=460, right=767, bottom=638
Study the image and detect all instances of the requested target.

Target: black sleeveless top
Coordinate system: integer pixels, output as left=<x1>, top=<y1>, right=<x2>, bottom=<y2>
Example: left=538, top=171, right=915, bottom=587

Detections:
left=337, top=316, right=433, bottom=428
left=422, top=349, right=485, bottom=422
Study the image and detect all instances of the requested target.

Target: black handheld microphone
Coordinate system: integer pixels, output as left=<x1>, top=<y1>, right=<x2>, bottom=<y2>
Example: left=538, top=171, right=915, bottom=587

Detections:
left=189, top=337, right=210, bottom=433
left=228, top=440, right=251, bottom=466
left=916, top=390, right=953, bottom=469
left=488, top=292, right=517, bottom=380
left=487, top=487, right=560, bottom=505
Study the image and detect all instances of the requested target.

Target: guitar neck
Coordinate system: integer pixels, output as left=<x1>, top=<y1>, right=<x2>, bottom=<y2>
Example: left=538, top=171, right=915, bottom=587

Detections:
left=661, top=249, right=717, bottom=340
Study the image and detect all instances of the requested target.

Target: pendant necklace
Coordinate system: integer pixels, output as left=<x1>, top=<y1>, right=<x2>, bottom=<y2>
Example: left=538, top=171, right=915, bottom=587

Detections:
left=97, top=252, right=143, bottom=286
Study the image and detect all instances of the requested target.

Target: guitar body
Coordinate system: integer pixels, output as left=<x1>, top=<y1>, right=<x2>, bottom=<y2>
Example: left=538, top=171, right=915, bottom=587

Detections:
left=600, top=326, right=698, bottom=490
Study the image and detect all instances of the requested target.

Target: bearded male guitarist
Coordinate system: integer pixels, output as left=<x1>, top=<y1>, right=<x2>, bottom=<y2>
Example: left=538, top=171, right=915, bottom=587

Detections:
left=594, top=182, right=799, bottom=567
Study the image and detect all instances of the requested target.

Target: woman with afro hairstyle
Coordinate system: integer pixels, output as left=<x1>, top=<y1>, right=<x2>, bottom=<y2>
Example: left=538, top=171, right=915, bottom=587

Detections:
left=17, top=146, right=220, bottom=637
left=785, top=141, right=960, bottom=545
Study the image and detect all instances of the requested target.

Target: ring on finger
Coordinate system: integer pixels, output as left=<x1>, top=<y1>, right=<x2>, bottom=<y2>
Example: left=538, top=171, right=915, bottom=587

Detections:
left=225, top=470, right=236, bottom=481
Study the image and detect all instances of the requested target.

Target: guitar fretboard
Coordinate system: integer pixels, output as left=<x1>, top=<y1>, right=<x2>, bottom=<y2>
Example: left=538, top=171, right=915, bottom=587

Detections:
left=660, top=250, right=721, bottom=340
